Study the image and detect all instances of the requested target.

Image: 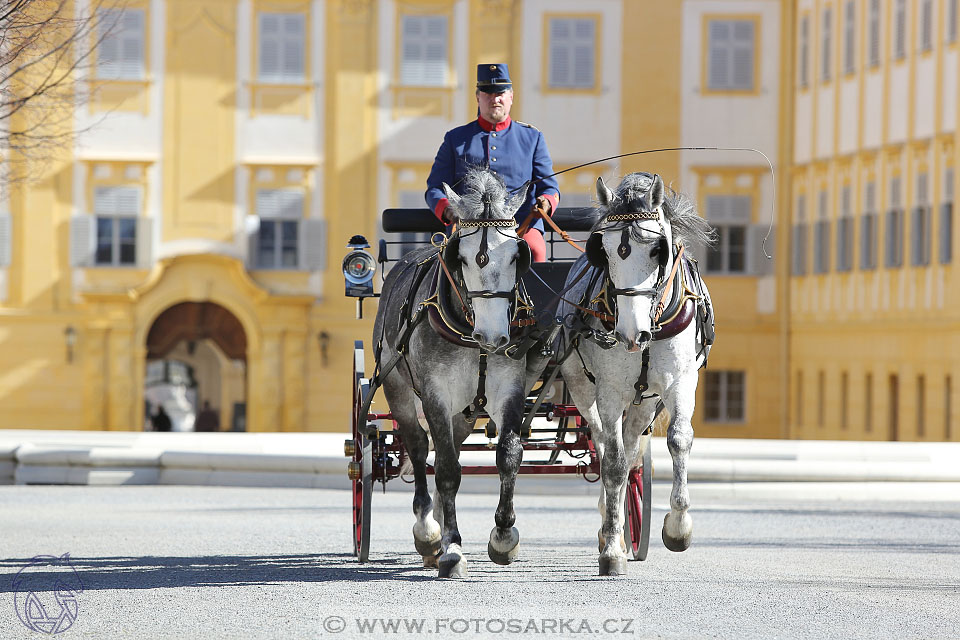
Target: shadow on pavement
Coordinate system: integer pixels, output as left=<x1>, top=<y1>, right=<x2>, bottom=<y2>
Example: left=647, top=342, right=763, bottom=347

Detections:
left=0, top=553, right=436, bottom=590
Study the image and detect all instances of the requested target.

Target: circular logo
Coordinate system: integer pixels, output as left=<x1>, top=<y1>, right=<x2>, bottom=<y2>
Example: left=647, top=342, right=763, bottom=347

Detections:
left=13, top=554, right=83, bottom=634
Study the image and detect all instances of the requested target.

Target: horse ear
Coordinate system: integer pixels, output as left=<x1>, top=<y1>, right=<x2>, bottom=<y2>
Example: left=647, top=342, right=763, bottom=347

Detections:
left=596, top=177, right=615, bottom=208
left=644, top=174, right=665, bottom=212
left=441, top=183, right=461, bottom=220
left=506, top=181, right=531, bottom=217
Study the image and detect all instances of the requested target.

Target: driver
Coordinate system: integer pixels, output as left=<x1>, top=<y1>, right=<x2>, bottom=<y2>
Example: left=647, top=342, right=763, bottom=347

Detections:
left=425, top=63, right=560, bottom=262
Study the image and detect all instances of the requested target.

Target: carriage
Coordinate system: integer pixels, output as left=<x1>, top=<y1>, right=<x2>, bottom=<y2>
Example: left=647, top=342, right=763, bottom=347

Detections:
left=341, top=169, right=711, bottom=577
left=343, top=204, right=653, bottom=564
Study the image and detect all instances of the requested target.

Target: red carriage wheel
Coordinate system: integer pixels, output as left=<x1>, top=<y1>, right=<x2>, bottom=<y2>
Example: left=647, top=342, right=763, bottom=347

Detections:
left=624, top=439, right=652, bottom=561
left=351, top=341, right=373, bottom=562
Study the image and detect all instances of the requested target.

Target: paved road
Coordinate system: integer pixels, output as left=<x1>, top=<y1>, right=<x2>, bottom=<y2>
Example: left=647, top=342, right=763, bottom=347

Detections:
left=2, top=481, right=959, bottom=639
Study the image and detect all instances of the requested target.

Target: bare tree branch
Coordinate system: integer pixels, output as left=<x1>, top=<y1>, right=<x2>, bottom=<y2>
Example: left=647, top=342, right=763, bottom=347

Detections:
left=0, top=0, right=124, bottom=183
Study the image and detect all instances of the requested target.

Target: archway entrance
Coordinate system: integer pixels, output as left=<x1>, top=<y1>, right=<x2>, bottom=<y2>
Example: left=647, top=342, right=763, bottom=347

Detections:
left=145, top=302, right=247, bottom=431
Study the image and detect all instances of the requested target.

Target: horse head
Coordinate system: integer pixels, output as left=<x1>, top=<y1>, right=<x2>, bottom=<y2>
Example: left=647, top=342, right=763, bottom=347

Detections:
left=588, top=173, right=673, bottom=353
left=440, top=168, right=530, bottom=352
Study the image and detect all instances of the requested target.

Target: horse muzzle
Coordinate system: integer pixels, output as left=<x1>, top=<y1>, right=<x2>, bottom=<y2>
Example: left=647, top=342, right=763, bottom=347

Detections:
left=616, top=329, right=652, bottom=353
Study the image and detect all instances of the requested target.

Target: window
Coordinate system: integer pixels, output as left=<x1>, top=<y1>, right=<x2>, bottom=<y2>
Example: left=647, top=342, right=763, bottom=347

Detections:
left=837, top=185, right=853, bottom=271
left=868, top=0, right=881, bottom=67
left=704, top=371, right=745, bottom=422
left=400, top=15, right=448, bottom=86
left=821, top=8, right=833, bottom=81
left=942, top=168, right=954, bottom=264
left=255, top=189, right=303, bottom=269
left=547, top=17, right=597, bottom=89
left=258, top=13, right=306, bottom=83
left=814, top=190, right=830, bottom=273
left=911, top=173, right=931, bottom=266
left=97, top=8, right=146, bottom=80
left=860, top=181, right=877, bottom=269
left=843, top=1, right=856, bottom=74
left=949, top=0, right=958, bottom=44
left=706, top=19, right=755, bottom=91
left=793, top=194, right=808, bottom=275
left=705, top=195, right=749, bottom=273
left=799, top=15, right=810, bottom=87
left=885, top=177, right=904, bottom=268
left=94, top=186, right=140, bottom=266
left=920, top=0, right=933, bottom=51
left=894, top=0, right=906, bottom=59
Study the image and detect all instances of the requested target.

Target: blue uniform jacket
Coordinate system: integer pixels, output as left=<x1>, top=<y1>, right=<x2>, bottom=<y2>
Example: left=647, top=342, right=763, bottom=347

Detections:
left=425, top=119, right=560, bottom=232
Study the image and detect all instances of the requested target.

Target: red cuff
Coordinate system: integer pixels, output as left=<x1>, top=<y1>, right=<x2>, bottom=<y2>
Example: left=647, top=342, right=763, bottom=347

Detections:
left=434, top=198, right=449, bottom=222
left=540, top=193, right=559, bottom=215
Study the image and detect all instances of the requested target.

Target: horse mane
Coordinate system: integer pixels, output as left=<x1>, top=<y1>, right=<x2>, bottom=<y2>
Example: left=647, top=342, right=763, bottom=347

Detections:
left=592, top=172, right=717, bottom=252
left=455, top=166, right=517, bottom=221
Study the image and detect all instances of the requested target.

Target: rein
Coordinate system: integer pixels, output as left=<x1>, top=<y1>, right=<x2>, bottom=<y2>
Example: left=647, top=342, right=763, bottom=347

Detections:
left=516, top=200, right=586, bottom=253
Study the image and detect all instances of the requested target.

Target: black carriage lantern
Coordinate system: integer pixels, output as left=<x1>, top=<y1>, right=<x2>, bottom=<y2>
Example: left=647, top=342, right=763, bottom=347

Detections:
left=343, top=235, right=377, bottom=318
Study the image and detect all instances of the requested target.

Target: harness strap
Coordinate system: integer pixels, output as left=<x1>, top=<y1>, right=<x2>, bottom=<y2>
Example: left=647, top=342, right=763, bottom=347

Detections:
left=632, top=348, right=651, bottom=405
left=653, top=244, right=685, bottom=325
left=516, top=201, right=586, bottom=253
left=437, top=250, right=470, bottom=321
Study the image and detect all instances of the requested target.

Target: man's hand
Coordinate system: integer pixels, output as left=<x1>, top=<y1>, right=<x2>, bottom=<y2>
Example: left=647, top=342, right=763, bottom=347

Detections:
left=534, top=195, right=552, bottom=217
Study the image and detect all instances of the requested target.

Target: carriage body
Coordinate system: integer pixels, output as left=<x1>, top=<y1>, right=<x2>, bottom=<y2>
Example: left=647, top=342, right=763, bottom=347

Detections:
left=344, top=207, right=652, bottom=563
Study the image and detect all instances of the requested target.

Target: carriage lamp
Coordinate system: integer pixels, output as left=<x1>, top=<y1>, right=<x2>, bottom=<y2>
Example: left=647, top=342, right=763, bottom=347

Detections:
left=343, top=235, right=377, bottom=318
left=64, top=326, right=77, bottom=363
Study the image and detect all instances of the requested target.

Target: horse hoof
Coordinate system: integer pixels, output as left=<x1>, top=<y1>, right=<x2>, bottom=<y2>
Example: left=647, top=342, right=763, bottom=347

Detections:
left=487, top=540, right=520, bottom=565
left=662, top=530, right=692, bottom=552
left=598, top=556, right=628, bottom=576
left=662, top=513, right=692, bottom=552
left=437, top=553, right=468, bottom=579
left=414, top=536, right=442, bottom=558
left=423, top=553, right=440, bottom=569
left=487, top=527, right=520, bottom=565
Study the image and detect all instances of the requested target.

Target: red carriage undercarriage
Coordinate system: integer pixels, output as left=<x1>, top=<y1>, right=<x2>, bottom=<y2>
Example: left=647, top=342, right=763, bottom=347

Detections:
left=343, top=207, right=652, bottom=564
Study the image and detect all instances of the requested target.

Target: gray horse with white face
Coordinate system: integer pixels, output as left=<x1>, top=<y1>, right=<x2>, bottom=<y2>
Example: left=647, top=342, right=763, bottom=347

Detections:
left=558, top=172, right=716, bottom=576
left=373, top=167, right=534, bottom=578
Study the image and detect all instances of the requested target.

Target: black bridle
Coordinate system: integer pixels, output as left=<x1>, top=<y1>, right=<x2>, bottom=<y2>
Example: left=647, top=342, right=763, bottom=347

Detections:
left=590, top=210, right=672, bottom=331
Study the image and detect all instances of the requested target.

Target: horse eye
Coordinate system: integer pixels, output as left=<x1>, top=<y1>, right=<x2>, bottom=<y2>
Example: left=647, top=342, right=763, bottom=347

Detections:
left=649, top=246, right=660, bottom=258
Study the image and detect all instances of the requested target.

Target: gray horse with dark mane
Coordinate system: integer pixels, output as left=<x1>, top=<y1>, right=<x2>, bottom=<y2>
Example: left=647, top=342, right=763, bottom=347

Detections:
left=373, top=167, right=536, bottom=578
left=559, top=172, right=716, bottom=575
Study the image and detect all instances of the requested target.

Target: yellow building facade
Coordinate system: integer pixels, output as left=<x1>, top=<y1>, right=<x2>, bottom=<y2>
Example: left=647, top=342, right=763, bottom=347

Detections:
left=0, top=0, right=952, bottom=440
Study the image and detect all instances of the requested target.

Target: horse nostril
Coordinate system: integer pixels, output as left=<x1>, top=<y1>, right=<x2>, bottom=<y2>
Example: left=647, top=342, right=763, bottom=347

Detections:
left=495, top=335, right=510, bottom=349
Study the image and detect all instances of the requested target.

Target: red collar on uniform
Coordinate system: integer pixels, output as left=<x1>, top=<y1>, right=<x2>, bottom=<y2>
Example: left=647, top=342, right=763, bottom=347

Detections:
left=477, top=115, right=511, bottom=132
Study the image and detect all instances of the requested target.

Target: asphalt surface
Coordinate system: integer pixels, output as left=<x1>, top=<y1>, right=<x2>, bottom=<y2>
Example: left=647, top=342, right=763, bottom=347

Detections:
left=2, top=482, right=959, bottom=640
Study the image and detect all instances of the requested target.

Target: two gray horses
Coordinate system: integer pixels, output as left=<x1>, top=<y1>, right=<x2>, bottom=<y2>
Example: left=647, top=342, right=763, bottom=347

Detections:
left=373, top=167, right=713, bottom=577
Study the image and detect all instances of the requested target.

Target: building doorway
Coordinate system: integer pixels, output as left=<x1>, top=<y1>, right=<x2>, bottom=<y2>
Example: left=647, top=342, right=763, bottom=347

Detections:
left=145, top=302, right=247, bottom=431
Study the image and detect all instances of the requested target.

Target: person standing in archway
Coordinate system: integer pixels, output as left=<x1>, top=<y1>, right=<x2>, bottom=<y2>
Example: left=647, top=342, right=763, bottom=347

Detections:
left=150, top=405, right=172, bottom=432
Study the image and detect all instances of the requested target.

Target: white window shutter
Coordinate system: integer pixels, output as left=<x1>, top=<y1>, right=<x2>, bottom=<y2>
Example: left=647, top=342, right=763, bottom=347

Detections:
left=121, top=9, right=145, bottom=79
left=246, top=215, right=261, bottom=269
left=0, top=214, right=11, bottom=267
left=97, top=9, right=121, bottom=75
left=257, top=188, right=304, bottom=218
left=708, top=21, right=731, bottom=89
left=748, top=224, right=774, bottom=275
left=400, top=15, right=447, bottom=86
left=259, top=14, right=281, bottom=80
left=71, top=216, right=95, bottom=267
left=282, top=14, right=305, bottom=80
left=136, top=217, right=152, bottom=268
left=300, top=218, right=326, bottom=271
left=732, top=21, right=754, bottom=89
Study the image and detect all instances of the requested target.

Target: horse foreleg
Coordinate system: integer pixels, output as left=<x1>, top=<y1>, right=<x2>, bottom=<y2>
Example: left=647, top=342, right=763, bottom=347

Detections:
left=597, top=408, right=629, bottom=576
left=424, top=406, right=467, bottom=579
left=662, top=377, right=696, bottom=552
left=488, top=410, right=523, bottom=565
